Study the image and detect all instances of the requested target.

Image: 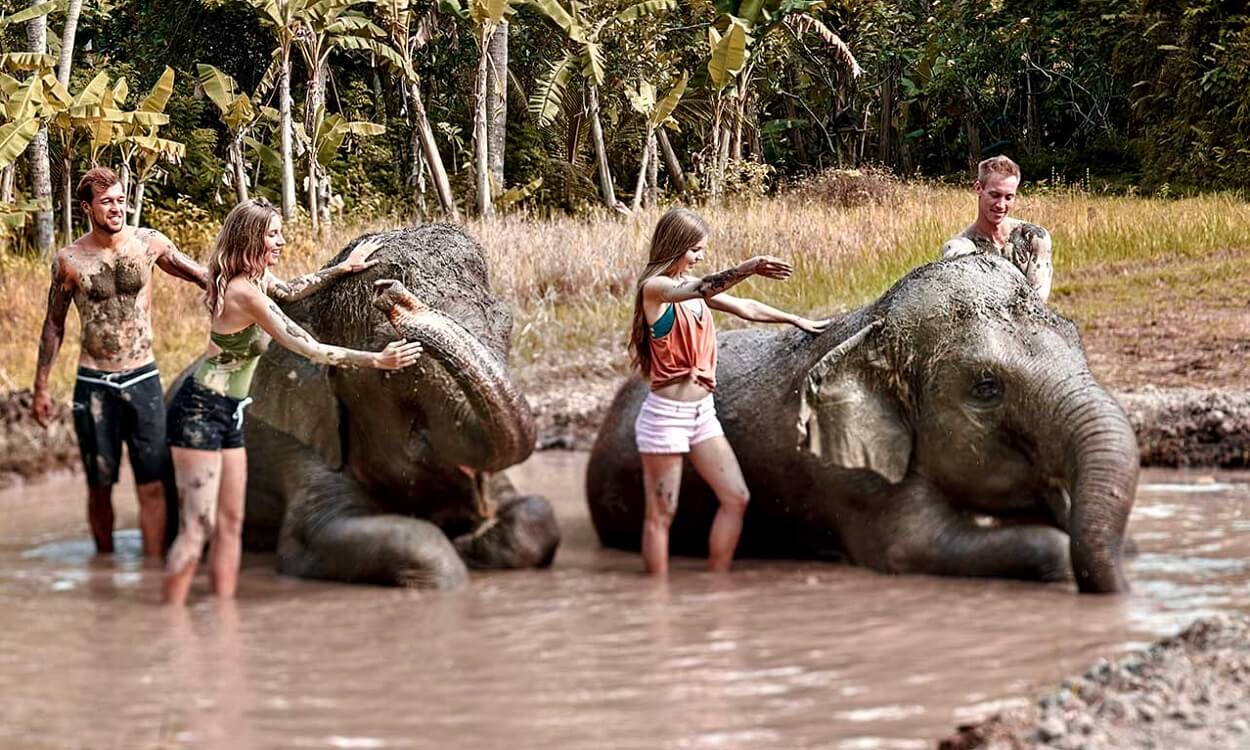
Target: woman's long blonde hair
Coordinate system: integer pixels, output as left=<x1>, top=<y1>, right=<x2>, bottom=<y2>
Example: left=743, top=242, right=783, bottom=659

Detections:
left=205, top=198, right=280, bottom=316
left=628, top=207, right=709, bottom=376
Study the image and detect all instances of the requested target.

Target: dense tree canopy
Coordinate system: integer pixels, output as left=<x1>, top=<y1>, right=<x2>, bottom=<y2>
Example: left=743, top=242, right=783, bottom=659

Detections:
left=1, top=0, right=1247, bottom=245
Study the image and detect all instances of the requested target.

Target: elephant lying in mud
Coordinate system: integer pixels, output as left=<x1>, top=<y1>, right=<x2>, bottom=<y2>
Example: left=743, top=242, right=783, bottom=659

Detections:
left=587, top=254, right=1138, bottom=593
left=241, top=225, right=559, bottom=588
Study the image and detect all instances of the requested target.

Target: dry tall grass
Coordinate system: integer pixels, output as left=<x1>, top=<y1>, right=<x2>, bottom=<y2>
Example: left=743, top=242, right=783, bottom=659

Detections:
left=4, top=183, right=1250, bottom=399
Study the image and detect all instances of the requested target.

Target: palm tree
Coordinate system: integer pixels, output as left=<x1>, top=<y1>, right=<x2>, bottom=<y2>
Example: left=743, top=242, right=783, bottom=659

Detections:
left=196, top=64, right=262, bottom=203
left=527, top=0, right=677, bottom=210
left=245, top=0, right=305, bottom=222
left=462, top=0, right=523, bottom=217
left=377, top=0, right=459, bottom=220
left=22, top=0, right=55, bottom=252
left=290, top=0, right=397, bottom=231
left=625, top=71, right=686, bottom=210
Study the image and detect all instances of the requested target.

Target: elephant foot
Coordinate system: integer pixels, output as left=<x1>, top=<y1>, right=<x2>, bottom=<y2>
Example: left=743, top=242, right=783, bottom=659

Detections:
left=454, top=495, right=561, bottom=570
left=279, top=513, right=469, bottom=590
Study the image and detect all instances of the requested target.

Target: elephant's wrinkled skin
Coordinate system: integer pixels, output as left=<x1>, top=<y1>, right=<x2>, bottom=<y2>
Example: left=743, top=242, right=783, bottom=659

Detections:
left=242, top=225, right=559, bottom=588
left=587, top=255, right=1138, bottom=593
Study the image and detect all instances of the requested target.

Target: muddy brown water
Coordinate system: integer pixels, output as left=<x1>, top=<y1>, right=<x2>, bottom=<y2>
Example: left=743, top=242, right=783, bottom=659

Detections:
left=1, top=454, right=1248, bottom=750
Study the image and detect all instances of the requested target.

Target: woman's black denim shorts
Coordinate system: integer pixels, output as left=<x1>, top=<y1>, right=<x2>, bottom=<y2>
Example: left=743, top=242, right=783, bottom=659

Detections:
left=166, top=377, right=252, bottom=450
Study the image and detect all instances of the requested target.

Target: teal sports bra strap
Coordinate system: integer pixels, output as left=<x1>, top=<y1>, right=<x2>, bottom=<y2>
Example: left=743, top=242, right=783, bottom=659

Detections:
left=650, top=303, right=676, bottom=339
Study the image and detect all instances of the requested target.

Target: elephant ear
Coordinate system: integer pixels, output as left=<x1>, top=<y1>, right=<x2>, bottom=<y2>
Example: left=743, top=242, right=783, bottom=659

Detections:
left=795, top=319, right=912, bottom=484
left=248, top=343, right=344, bottom=470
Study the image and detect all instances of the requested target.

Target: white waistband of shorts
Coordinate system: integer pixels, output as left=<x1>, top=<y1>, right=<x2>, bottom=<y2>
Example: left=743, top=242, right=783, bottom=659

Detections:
left=76, top=368, right=160, bottom=390
left=644, top=391, right=714, bottom=408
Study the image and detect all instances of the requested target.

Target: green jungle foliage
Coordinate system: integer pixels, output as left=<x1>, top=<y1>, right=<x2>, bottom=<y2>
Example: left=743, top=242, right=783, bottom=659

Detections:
left=1, top=0, right=1247, bottom=240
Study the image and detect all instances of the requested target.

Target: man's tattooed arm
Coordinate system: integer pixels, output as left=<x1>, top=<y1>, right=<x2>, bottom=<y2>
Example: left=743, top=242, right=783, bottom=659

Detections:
left=32, top=258, right=74, bottom=423
left=145, top=229, right=209, bottom=289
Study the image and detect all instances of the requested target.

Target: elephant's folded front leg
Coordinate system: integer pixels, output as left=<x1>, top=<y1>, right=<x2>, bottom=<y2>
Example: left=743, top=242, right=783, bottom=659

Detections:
left=279, top=513, right=470, bottom=589
left=454, top=495, right=561, bottom=570
left=884, top=506, right=1072, bottom=584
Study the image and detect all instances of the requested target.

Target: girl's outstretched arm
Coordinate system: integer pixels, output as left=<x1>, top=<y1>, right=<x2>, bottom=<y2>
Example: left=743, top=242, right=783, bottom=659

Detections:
left=266, top=238, right=384, bottom=303
left=645, top=255, right=793, bottom=304
left=235, top=279, right=420, bottom=369
left=708, top=293, right=832, bottom=334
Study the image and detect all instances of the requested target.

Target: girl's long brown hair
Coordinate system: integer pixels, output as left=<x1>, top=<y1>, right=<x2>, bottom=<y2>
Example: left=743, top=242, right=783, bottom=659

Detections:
left=205, top=198, right=280, bottom=316
left=628, top=207, right=710, bottom=377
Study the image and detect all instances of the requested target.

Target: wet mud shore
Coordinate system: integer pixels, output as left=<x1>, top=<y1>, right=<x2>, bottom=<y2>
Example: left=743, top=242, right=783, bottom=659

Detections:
left=3, top=383, right=1249, bottom=485
left=939, top=615, right=1250, bottom=750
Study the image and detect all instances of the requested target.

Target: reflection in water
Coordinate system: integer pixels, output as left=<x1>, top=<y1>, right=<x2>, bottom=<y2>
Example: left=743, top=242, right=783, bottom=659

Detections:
left=0, top=458, right=1247, bottom=749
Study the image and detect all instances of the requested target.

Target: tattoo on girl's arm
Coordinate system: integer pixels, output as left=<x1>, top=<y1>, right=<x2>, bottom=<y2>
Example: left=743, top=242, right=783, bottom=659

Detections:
left=268, top=266, right=349, bottom=302
left=693, top=263, right=755, bottom=298
left=265, top=302, right=372, bottom=368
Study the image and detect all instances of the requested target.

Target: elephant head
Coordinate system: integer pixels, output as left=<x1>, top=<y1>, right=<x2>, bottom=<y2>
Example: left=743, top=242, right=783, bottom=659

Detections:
left=796, top=254, right=1137, bottom=593
left=249, top=225, right=535, bottom=499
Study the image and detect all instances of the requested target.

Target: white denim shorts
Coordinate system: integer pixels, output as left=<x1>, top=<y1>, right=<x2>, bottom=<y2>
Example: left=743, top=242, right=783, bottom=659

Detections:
left=634, top=392, right=724, bottom=454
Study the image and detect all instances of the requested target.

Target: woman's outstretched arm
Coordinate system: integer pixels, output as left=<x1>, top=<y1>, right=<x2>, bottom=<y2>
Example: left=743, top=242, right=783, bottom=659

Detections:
left=645, top=256, right=793, bottom=304
left=235, top=280, right=420, bottom=370
left=707, top=293, right=832, bottom=334
left=266, top=238, right=384, bottom=303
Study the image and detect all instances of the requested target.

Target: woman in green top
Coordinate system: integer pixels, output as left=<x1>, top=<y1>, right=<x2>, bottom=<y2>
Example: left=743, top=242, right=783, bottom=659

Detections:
left=163, top=198, right=422, bottom=606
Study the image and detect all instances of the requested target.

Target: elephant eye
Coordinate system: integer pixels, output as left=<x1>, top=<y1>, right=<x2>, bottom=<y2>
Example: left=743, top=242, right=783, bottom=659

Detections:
left=970, top=375, right=1003, bottom=403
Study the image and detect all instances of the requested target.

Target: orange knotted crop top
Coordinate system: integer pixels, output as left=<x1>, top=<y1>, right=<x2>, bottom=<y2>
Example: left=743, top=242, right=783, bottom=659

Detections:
left=647, top=298, right=717, bottom=392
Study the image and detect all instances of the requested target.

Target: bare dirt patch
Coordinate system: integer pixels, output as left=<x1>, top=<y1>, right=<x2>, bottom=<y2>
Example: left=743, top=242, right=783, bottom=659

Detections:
left=939, top=615, right=1250, bottom=750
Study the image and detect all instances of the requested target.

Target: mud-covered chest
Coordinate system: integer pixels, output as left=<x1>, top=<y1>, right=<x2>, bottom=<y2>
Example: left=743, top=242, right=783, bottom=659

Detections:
left=77, top=255, right=152, bottom=300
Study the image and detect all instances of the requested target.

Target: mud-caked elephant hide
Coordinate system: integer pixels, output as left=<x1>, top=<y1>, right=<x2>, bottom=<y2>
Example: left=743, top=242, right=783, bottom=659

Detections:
left=587, top=255, right=1138, bottom=593
left=243, top=225, right=560, bottom=588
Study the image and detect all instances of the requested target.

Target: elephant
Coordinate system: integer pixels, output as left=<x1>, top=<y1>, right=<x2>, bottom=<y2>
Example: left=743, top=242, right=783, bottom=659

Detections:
left=586, top=254, right=1138, bottom=593
left=239, top=224, right=560, bottom=588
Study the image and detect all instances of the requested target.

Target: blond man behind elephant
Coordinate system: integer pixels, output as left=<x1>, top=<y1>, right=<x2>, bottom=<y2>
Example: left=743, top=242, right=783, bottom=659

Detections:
left=941, top=155, right=1054, bottom=301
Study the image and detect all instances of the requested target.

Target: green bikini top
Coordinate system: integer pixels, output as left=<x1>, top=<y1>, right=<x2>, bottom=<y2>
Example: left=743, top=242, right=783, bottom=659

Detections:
left=193, top=324, right=268, bottom=399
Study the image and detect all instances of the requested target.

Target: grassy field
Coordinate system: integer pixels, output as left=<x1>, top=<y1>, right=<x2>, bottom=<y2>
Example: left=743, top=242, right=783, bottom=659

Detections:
left=3, top=181, right=1249, bottom=400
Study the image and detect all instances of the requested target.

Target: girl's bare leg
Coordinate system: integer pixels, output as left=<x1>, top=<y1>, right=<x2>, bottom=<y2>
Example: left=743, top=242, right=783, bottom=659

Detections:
left=163, top=447, right=224, bottom=606
left=640, top=453, right=684, bottom=576
left=688, top=435, right=751, bottom=573
left=210, top=448, right=248, bottom=598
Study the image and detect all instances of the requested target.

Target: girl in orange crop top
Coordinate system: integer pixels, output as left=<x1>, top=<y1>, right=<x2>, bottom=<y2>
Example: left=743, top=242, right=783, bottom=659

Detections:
left=626, top=207, right=832, bottom=577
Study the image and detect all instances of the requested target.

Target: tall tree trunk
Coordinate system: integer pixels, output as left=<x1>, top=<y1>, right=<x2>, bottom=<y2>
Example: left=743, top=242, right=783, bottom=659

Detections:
left=586, top=84, right=616, bottom=208
left=132, top=180, right=145, bottom=227
left=732, top=96, right=745, bottom=161
left=231, top=138, right=249, bottom=203
left=485, top=21, right=508, bottom=195
left=307, top=162, right=319, bottom=232
left=655, top=128, right=686, bottom=193
left=408, top=80, right=458, bottom=221
left=56, top=0, right=83, bottom=86
left=630, top=128, right=651, bottom=211
left=877, top=71, right=894, bottom=167
left=964, top=114, right=982, bottom=172
left=62, top=157, right=72, bottom=236
left=305, top=58, right=327, bottom=233
left=0, top=165, right=14, bottom=203
left=25, top=7, right=54, bottom=254
left=1025, top=70, right=1040, bottom=151
left=278, top=47, right=296, bottom=222
left=646, top=130, right=658, bottom=207
left=472, top=27, right=494, bottom=217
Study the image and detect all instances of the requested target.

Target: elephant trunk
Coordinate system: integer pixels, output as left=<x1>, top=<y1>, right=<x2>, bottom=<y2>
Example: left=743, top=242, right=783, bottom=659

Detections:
left=374, top=279, right=535, bottom=471
left=1045, top=374, right=1138, bottom=593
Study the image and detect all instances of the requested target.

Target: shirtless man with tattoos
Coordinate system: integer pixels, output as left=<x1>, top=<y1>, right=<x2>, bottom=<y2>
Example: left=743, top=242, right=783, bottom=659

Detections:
left=941, top=155, right=1055, bottom=302
left=32, top=167, right=208, bottom=558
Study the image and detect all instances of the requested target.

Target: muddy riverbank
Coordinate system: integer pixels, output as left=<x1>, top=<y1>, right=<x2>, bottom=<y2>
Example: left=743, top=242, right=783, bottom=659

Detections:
left=939, top=614, right=1250, bottom=750
left=3, top=383, right=1249, bottom=485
